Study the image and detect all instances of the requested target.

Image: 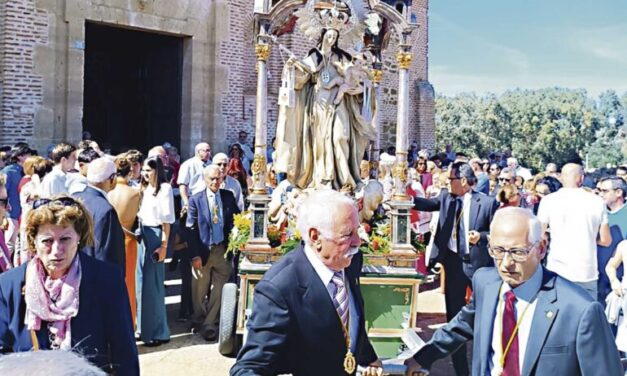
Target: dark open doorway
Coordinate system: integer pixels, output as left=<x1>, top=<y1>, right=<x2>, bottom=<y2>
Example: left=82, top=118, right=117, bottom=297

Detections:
left=83, top=22, right=183, bottom=153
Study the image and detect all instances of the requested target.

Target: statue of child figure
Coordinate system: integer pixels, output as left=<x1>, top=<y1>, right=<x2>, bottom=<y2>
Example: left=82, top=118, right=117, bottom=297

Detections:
left=324, top=52, right=370, bottom=105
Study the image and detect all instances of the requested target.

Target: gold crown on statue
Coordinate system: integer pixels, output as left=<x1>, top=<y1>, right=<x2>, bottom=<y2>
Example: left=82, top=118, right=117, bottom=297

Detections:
left=315, top=1, right=351, bottom=31
left=295, top=0, right=364, bottom=44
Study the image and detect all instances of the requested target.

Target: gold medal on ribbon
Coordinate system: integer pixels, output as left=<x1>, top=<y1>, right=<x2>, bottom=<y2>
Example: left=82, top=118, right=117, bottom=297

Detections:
left=343, top=350, right=356, bottom=374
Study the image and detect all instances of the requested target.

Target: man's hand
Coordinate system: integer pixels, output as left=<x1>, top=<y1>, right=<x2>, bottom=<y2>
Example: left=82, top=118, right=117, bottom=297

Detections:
left=361, top=359, right=383, bottom=376
left=191, top=256, right=202, bottom=270
left=611, top=279, right=623, bottom=297
left=180, top=205, right=188, bottom=218
left=468, top=230, right=480, bottom=245
left=404, top=357, right=429, bottom=376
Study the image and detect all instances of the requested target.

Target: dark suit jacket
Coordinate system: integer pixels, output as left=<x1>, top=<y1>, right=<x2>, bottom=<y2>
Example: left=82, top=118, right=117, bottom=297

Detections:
left=414, top=267, right=623, bottom=375
left=0, top=252, right=139, bottom=375
left=186, top=188, right=240, bottom=264
left=414, top=189, right=499, bottom=278
left=230, top=246, right=378, bottom=376
left=73, top=186, right=125, bottom=272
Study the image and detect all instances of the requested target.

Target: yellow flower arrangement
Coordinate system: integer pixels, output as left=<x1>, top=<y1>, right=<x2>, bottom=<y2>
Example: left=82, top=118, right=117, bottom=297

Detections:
left=227, top=211, right=251, bottom=255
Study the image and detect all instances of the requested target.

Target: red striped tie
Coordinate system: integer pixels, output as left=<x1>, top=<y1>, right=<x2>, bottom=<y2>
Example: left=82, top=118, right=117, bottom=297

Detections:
left=502, top=290, right=520, bottom=376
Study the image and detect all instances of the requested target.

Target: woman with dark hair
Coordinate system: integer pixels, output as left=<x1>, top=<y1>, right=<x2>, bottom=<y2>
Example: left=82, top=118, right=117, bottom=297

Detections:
left=136, top=156, right=174, bottom=346
left=107, top=153, right=141, bottom=326
left=226, top=157, right=249, bottom=200
left=274, top=27, right=375, bottom=190
left=229, top=143, right=250, bottom=174
left=0, top=195, right=139, bottom=374
left=532, top=175, right=562, bottom=215
left=414, top=156, right=432, bottom=191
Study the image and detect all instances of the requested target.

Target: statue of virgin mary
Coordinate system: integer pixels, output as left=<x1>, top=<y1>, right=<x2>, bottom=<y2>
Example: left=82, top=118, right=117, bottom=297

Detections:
left=273, top=0, right=376, bottom=191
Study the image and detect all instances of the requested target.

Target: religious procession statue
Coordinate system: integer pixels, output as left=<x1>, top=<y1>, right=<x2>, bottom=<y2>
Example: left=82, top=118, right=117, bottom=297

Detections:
left=273, top=0, right=378, bottom=191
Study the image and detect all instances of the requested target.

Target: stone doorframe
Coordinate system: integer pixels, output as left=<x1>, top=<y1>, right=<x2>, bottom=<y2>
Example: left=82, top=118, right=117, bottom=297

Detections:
left=33, top=0, right=216, bottom=157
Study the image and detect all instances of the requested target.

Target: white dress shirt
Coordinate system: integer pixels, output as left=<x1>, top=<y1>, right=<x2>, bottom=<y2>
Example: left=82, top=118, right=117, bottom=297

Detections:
left=489, top=266, right=542, bottom=375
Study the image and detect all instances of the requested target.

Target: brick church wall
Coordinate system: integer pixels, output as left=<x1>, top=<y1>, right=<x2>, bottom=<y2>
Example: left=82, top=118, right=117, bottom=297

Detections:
left=0, top=0, right=48, bottom=145
left=0, top=0, right=435, bottom=155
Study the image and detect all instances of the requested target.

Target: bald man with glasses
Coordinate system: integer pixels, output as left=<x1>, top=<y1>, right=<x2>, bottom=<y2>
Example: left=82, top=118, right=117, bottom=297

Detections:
left=405, top=207, right=622, bottom=376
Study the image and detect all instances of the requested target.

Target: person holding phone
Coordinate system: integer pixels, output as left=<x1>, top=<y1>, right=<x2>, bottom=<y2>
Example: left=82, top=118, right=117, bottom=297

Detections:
left=136, top=156, right=174, bottom=346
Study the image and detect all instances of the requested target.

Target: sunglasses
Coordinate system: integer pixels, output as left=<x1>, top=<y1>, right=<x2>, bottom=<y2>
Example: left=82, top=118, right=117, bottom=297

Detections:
left=0, top=198, right=8, bottom=207
left=32, top=197, right=78, bottom=210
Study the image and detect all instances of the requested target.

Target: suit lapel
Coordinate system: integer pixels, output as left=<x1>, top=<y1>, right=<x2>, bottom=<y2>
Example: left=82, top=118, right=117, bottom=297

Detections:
left=478, top=278, right=502, bottom=374
left=469, top=192, right=480, bottom=230
left=296, top=247, right=346, bottom=355
left=73, top=253, right=95, bottom=343
left=200, top=190, right=211, bottom=225
left=521, top=269, right=558, bottom=376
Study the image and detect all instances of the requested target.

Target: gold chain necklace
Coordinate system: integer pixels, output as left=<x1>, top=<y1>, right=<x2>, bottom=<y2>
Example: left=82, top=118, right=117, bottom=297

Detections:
left=335, top=275, right=356, bottom=374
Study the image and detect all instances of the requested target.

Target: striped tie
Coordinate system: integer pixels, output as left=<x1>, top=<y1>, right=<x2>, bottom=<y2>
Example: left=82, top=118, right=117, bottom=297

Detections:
left=332, top=271, right=349, bottom=328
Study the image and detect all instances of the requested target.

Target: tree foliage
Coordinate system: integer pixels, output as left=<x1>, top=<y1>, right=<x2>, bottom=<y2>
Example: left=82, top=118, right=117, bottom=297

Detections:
left=435, top=88, right=626, bottom=171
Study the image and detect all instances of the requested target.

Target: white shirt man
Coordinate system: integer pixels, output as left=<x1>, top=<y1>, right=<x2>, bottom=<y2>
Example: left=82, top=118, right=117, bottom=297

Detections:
left=537, top=164, right=611, bottom=298
left=178, top=142, right=212, bottom=208
left=507, top=157, right=532, bottom=181
left=40, top=143, right=77, bottom=198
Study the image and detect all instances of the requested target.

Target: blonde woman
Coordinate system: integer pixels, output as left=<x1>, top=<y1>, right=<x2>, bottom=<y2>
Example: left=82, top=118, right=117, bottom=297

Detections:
left=496, top=184, right=522, bottom=208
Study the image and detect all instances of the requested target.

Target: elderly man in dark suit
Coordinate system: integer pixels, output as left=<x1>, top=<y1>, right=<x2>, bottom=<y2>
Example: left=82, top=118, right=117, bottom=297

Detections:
left=405, top=207, right=622, bottom=376
left=231, top=190, right=382, bottom=376
left=413, top=161, right=499, bottom=376
left=72, top=157, right=125, bottom=272
left=186, top=165, right=240, bottom=342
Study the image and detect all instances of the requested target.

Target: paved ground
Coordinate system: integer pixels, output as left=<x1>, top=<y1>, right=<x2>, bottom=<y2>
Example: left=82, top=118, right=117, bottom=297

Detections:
left=138, top=263, right=464, bottom=376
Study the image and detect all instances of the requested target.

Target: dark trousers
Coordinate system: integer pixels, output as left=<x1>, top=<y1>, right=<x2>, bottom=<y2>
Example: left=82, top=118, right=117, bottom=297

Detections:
left=443, top=249, right=471, bottom=376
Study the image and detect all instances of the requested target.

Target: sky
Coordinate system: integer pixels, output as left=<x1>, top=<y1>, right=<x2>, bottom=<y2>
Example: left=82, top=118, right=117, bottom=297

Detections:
left=428, top=0, right=627, bottom=98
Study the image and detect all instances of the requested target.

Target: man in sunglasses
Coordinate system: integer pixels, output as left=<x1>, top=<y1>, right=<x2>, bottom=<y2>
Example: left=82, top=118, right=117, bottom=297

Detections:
left=412, top=162, right=499, bottom=375
left=212, top=153, right=244, bottom=211
left=405, top=207, right=622, bottom=376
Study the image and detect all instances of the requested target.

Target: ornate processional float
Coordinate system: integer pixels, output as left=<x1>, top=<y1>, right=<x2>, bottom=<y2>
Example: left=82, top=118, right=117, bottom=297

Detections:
left=219, top=0, right=426, bottom=361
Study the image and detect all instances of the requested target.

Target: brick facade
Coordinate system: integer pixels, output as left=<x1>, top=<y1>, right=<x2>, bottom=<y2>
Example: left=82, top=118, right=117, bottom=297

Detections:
left=0, top=0, right=434, bottom=157
left=0, top=0, right=48, bottom=145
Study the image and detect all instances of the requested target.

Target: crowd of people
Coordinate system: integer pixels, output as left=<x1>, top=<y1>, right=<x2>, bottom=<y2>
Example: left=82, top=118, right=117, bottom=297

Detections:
left=395, top=145, right=627, bottom=375
left=0, top=132, right=260, bottom=374
left=0, top=133, right=625, bottom=375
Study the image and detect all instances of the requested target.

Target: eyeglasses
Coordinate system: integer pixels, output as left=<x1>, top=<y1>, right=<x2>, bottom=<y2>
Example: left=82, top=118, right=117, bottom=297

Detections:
left=598, top=188, right=615, bottom=194
left=489, top=167, right=499, bottom=171
left=0, top=198, right=8, bottom=207
left=32, top=197, right=78, bottom=210
left=215, top=163, right=227, bottom=167
left=488, top=243, right=538, bottom=262
left=498, top=177, right=511, bottom=182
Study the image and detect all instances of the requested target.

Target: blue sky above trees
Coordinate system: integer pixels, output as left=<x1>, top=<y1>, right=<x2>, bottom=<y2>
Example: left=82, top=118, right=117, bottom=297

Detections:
left=429, top=0, right=627, bottom=97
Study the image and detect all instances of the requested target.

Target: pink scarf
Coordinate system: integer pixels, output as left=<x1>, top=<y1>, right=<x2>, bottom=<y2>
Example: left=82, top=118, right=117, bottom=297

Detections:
left=0, top=230, right=11, bottom=272
left=24, top=254, right=81, bottom=350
